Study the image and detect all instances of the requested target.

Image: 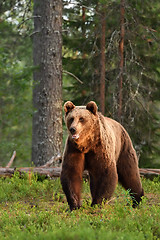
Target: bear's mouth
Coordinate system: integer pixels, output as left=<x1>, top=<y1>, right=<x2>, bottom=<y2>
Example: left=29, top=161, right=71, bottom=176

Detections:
left=72, top=134, right=80, bottom=140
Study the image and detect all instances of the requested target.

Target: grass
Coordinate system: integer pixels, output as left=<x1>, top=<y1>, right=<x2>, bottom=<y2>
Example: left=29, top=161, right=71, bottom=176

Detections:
left=0, top=173, right=160, bottom=240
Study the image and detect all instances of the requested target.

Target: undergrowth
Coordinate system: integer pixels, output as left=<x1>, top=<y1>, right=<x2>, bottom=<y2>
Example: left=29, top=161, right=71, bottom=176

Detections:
left=0, top=173, right=160, bottom=240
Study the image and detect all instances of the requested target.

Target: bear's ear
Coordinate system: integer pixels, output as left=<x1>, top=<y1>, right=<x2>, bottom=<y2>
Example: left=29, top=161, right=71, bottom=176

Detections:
left=64, top=101, right=75, bottom=114
left=86, top=101, right=98, bottom=115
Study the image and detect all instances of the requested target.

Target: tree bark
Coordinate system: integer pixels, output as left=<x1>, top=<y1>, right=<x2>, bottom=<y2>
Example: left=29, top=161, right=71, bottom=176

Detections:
left=32, top=0, right=63, bottom=166
left=100, top=8, right=106, bottom=115
left=118, top=0, right=125, bottom=122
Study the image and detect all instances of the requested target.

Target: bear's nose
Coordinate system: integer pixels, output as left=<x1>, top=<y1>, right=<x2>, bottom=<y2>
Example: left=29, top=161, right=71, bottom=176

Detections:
left=70, top=127, right=76, bottom=134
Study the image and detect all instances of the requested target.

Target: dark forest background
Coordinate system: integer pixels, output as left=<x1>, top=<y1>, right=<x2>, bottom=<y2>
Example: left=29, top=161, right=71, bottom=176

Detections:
left=0, top=0, right=160, bottom=168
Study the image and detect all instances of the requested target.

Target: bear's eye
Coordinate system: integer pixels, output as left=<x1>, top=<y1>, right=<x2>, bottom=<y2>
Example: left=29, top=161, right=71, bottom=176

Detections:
left=69, top=117, right=74, bottom=124
left=79, top=117, right=84, bottom=123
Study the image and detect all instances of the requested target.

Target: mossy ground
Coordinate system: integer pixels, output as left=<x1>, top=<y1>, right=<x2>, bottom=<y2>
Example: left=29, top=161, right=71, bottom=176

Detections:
left=0, top=173, right=160, bottom=240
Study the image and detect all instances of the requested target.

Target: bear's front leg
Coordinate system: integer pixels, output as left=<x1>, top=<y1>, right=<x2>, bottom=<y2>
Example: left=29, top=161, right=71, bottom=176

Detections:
left=90, top=162, right=118, bottom=206
left=61, top=147, right=85, bottom=210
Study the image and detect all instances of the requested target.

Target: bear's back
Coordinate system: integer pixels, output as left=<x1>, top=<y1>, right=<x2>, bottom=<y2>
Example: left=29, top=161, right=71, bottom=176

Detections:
left=98, top=113, right=130, bottom=161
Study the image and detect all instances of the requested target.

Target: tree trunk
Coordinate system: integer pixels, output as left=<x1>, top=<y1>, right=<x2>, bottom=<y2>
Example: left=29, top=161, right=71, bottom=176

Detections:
left=82, top=6, right=86, bottom=37
left=32, top=0, right=63, bottom=166
left=100, top=8, right=106, bottom=115
left=118, top=0, right=125, bottom=122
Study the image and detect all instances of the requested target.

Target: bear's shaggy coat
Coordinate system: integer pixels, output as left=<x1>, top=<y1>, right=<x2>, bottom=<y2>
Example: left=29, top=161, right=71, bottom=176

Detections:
left=61, top=101, right=144, bottom=210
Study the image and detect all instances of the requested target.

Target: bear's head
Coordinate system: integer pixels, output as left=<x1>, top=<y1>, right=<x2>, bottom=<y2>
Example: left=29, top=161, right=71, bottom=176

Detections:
left=64, top=101, right=98, bottom=147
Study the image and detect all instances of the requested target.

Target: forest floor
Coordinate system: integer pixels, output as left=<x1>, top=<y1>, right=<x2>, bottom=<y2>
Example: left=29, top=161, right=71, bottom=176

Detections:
left=0, top=174, right=160, bottom=240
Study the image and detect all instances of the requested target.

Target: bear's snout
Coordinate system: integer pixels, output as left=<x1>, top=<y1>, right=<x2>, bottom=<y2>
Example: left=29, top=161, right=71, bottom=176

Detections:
left=69, top=127, right=76, bottom=135
left=69, top=127, right=80, bottom=140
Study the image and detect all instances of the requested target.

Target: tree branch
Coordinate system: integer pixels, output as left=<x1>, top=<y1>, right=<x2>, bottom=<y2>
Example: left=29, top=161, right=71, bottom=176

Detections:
left=6, top=151, right=16, bottom=168
left=17, top=15, right=41, bottom=29
left=41, top=155, right=62, bottom=168
left=63, top=70, right=83, bottom=84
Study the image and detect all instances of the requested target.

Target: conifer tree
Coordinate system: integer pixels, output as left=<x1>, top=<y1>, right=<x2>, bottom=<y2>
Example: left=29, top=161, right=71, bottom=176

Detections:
left=32, top=0, right=63, bottom=166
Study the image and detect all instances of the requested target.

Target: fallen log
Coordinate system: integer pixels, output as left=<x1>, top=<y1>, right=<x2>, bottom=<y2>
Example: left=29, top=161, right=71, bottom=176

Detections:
left=139, top=168, right=160, bottom=179
left=0, top=167, right=159, bottom=179
left=0, top=167, right=89, bottom=179
left=140, top=168, right=160, bottom=175
left=0, top=167, right=61, bottom=178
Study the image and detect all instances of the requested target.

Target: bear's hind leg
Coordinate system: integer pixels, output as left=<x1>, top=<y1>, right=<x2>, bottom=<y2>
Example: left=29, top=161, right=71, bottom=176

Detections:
left=117, top=151, right=144, bottom=207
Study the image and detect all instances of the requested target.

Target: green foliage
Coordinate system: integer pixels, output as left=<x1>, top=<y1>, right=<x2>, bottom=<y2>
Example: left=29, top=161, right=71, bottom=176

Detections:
left=63, top=0, right=160, bottom=167
left=0, top=175, right=160, bottom=239
left=0, top=4, right=33, bottom=166
left=0, top=0, right=160, bottom=167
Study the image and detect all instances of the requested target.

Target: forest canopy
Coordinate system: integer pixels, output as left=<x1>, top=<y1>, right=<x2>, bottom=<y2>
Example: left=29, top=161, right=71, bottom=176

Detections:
left=0, top=0, right=160, bottom=168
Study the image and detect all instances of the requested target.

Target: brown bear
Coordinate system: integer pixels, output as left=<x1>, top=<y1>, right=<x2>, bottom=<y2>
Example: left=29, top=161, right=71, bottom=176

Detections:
left=61, top=101, right=144, bottom=210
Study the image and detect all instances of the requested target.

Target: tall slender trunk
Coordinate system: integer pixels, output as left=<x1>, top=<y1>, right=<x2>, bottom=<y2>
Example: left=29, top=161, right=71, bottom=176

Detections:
left=82, top=6, right=86, bottom=36
left=100, top=9, right=106, bottom=115
left=118, top=0, right=125, bottom=122
left=82, top=6, right=87, bottom=59
left=32, top=0, right=63, bottom=166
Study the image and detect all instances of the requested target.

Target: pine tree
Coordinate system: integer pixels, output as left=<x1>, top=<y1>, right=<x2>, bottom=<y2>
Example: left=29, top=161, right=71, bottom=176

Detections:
left=32, top=0, right=63, bottom=166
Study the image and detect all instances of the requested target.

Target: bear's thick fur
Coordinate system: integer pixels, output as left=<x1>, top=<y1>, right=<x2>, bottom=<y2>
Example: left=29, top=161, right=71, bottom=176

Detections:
left=61, top=101, right=144, bottom=210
